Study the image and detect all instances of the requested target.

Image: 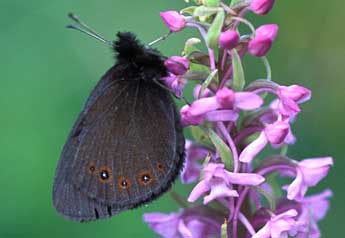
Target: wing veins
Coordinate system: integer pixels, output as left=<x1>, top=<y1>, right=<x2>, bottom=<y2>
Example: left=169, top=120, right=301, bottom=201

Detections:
left=71, top=83, right=131, bottom=175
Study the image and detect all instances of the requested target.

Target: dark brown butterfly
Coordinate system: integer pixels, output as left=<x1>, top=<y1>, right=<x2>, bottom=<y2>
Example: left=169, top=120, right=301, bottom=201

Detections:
left=52, top=17, right=185, bottom=222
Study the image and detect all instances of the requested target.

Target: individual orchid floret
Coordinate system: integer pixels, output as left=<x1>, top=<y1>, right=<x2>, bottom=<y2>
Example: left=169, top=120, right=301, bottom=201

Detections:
left=188, top=163, right=265, bottom=204
left=181, top=88, right=263, bottom=126
left=160, top=11, right=186, bottom=32
left=277, top=85, right=311, bottom=104
left=180, top=104, right=205, bottom=126
left=219, top=30, right=240, bottom=50
left=216, top=88, right=264, bottom=110
left=164, top=56, right=190, bottom=75
left=264, top=121, right=290, bottom=145
left=248, top=24, right=278, bottom=57
left=274, top=98, right=301, bottom=118
left=160, top=73, right=186, bottom=97
left=143, top=211, right=181, bottom=237
left=181, top=140, right=210, bottom=184
left=239, top=120, right=290, bottom=163
left=290, top=189, right=332, bottom=238
left=143, top=209, right=221, bottom=238
left=286, top=157, right=333, bottom=201
left=252, top=209, right=298, bottom=238
left=275, top=85, right=312, bottom=117
left=250, top=0, right=275, bottom=15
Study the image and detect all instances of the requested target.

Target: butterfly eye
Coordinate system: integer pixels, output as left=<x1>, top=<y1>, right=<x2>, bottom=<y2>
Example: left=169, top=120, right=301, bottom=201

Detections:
left=117, top=176, right=132, bottom=190
left=137, top=170, right=154, bottom=186
left=98, top=166, right=112, bottom=183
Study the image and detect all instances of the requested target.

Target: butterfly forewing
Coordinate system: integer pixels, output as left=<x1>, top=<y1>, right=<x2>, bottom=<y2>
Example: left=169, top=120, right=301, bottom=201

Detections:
left=53, top=32, right=185, bottom=222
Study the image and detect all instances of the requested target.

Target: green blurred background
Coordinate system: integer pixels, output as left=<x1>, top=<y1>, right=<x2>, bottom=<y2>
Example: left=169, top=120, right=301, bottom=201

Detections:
left=0, top=0, right=343, bottom=237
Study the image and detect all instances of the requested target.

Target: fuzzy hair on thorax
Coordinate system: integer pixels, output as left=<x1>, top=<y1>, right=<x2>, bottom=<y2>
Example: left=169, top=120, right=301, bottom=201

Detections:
left=113, top=32, right=167, bottom=81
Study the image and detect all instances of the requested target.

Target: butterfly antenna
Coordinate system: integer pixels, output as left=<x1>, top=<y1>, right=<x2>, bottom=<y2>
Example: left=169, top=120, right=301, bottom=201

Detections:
left=148, top=31, right=172, bottom=46
left=67, top=13, right=113, bottom=46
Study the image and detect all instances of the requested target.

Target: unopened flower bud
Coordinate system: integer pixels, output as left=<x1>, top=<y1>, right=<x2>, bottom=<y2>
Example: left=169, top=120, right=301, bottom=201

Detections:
left=248, top=24, right=278, bottom=57
left=160, top=11, right=186, bottom=32
left=164, top=56, right=189, bottom=75
left=250, top=0, right=275, bottom=15
left=219, top=30, right=240, bottom=50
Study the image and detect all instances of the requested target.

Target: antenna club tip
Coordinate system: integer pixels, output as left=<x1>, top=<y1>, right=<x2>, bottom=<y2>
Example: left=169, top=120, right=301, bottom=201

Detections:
left=68, top=12, right=79, bottom=22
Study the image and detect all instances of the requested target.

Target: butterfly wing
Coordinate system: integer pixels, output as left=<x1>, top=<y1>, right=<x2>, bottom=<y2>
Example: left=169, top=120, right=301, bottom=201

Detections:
left=52, top=67, right=185, bottom=221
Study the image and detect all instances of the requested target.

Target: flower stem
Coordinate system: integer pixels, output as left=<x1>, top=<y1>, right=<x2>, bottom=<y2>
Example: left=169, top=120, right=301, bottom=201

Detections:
left=220, top=2, right=238, bottom=15
left=217, top=122, right=239, bottom=173
left=261, top=56, right=272, bottom=80
left=231, top=16, right=256, bottom=35
left=186, top=22, right=217, bottom=71
left=232, top=187, right=250, bottom=238
left=239, top=212, right=256, bottom=235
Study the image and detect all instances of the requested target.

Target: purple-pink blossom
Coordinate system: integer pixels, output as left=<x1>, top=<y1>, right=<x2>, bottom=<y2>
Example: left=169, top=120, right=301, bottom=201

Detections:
left=160, top=11, right=186, bottom=32
left=252, top=209, right=298, bottom=238
left=239, top=120, right=291, bottom=163
left=160, top=73, right=186, bottom=97
left=250, top=0, right=275, bottom=15
left=277, top=85, right=311, bottom=103
left=219, top=30, right=240, bottom=50
left=181, top=141, right=210, bottom=184
left=286, top=157, right=333, bottom=201
left=165, top=56, right=190, bottom=75
left=144, top=212, right=181, bottom=237
left=143, top=209, right=221, bottom=238
left=248, top=24, right=278, bottom=57
left=294, top=189, right=332, bottom=238
left=187, top=163, right=265, bottom=204
left=181, top=88, right=263, bottom=126
left=274, top=85, right=311, bottom=117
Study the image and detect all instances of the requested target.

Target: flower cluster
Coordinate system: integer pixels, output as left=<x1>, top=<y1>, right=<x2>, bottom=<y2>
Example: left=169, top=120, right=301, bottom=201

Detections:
left=145, top=1, right=333, bottom=237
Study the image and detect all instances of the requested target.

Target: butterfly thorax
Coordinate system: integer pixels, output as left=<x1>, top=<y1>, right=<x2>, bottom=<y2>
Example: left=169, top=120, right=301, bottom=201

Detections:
left=113, top=32, right=168, bottom=82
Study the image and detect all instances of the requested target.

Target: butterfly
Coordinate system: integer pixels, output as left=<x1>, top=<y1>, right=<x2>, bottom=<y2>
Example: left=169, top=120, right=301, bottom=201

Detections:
left=52, top=14, right=185, bottom=222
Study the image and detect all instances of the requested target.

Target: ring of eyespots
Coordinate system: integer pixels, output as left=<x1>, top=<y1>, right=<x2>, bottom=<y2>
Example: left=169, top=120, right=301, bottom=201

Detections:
left=137, top=170, right=154, bottom=186
left=117, top=176, right=132, bottom=190
left=87, top=162, right=97, bottom=174
left=98, top=165, right=112, bottom=183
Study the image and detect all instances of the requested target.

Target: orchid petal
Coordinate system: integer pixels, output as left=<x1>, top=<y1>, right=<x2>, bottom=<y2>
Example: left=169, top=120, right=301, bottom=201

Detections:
left=239, top=132, right=267, bottom=163
left=178, top=220, right=193, bottom=238
left=235, top=92, right=264, bottom=110
left=226, top=171, right=265, bottom=185
left=187, top=180, right=210, bottom=203
left=286, top=168, right=304, bottom=200
left=189, top=97, right=219, bottom=116
left=205, top=110, right=239, bottom=122
left=203, top=182, right=239, bottom=204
